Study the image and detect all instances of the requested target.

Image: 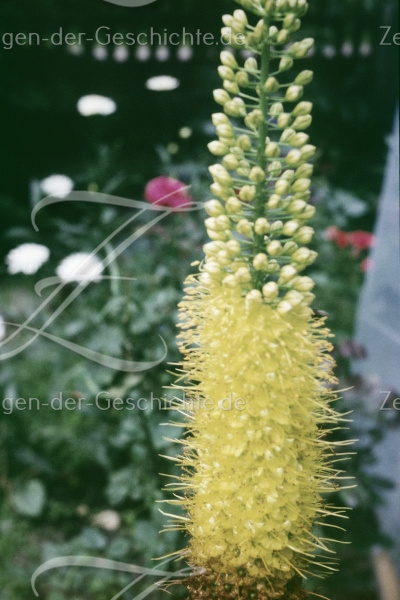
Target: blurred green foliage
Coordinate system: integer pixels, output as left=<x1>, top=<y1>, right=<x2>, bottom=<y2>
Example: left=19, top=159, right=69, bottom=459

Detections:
left=0, top=0, right=398, bottom=598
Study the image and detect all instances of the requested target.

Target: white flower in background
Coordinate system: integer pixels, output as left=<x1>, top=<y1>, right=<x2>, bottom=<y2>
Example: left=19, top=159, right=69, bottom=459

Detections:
left=135, top=45, right=151, bottom=62
left=6, top=243, right=50, bottom=275
left=77, top=94, right=117, bottom=116
left=92, top=45, right=108, bottom=61
left=113, top=46, right=129, bottom=63
left=155, top=45, right=170, bottom=62
left=92, top=510, right=121, bottom=532
left=41, top=174, right=74, bottom=198
left=0, top=315, right=6, bottom=341
left=56, top=252, right=104, bottom=283
left=145, top=75, right=180, bottom=91
left=176, top=45, right=193, bottom=62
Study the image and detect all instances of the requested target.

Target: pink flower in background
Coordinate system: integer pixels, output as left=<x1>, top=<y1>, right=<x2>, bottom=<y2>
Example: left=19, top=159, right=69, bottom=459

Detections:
left=361, top=257, right=373, bottom=272
left=349, top=230, right=374, bottom=251
left=144, top=176, right=192, bottom=209
left=325, top=226, right=350, bottom=248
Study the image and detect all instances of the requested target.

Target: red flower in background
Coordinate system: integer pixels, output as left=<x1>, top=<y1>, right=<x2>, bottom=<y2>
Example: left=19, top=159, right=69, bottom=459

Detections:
left=349, top=230, right=374, bottom=252
left=144, top=176, right=192, bottom=209
left=325, top=226, right=374, bottom=252
left=325, top=226, right=350, bottom=248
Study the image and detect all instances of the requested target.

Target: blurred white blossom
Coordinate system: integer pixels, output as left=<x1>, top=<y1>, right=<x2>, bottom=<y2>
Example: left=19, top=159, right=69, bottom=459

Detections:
left=77, top=94, right=117, bottom=116
left=6, top=243, right=50, bottom=275
left=56, top=252, right=104, bottom=283
left=145, top=75, right=180, bottom=91
left=41, top=174, right=74, bottom=198
left=92, top=510, right=121, bottom=532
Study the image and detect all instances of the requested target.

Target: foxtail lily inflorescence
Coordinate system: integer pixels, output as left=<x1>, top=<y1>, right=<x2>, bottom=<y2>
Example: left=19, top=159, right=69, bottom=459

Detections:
left=164, top=1, right=352, bottom=599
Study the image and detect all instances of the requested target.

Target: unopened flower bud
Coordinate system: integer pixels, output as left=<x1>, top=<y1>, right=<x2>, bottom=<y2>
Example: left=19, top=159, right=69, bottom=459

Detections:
left=218, top=65, right=235, bottom=81
left=267, top=240, right=283, bottom=256
left=292, top=275, right=314, bottom=292
left=239, top=185, right=256, bottom=202
left=278, top=264, right=298, bottom=283
left=292, top=115, right=312, bottom=130
left=301, top=205, right=316, bottom=220
left=269, top=102, right=284, bottom=116
left=205, top=200, right=225, bottom=217
left=244, top=57, right=258, bottom=71
left=268, top=160, right=282, bottom=174
left=285, top=149, right=302, bottom=166
left=282, top=220, right=300, bottom=236
left=265, top=142, right=281, bottom=158
left=225, top=196, right=243, bottom=214
left=292, top=247, right=311, bottom=263
left=277, top=300, right=293, bottom=314
left=222, top=154, right=240, bottom=170
left=210, top=182, right=232, bottom=200
left=237, top=160, right=251, bottom=177
left=293, top=226, right=314, bottom=243
left=236, top=71, right=250, bottom=87
left=222, top=274, right=239, bottom=288
left=236, top=219, right=253, bottom=237
left=208, top=141, right=229, bottom=156
left=289, top=199, right=307, bottom=214
left=254, top=218, right=270, bottom=235
left=224, top=80, right=240, bottom=95
left=264, top=77, right=280, bottom=93
left=289, top=38, right=314, bottom=59
left=204, top=261, right=222, bottom=278
left=300, top=145, right=316, bottom=160
left=267, top=194, right=282, bottom=209
left=253, top=253, right=269, bottom=270
left=220, top=51, right=238, bottom=69
left=277, top=113, right=292, bottom=129
left=275, top=179, right=291, bottom=195
left=209, top=164, right=233, bottom=186
left=289, top=132, right=309, bottom=147
left=233, top=9, right=248, bottom=28
left=269, top=220, right=283, bottom=233
left=292, top=178, right=310, bottom=193
left=283, top=13, right=296, bottom=28
left=279, top=56, right=294, bottom=72
left=212, top=112, right=230, bottom=127
left=276, top=29, right=290, bottom=45
left=249, top=166, right=266, bottom=183
left=235, top=266, right=251, bottom=282
left=295, top=163, right=313, bottom=178
left=283, top=240, right=298, bottom=254
left=224, top=98, right=246, bottom=117
left=213, top=89, right=230, bottom=106
left=285, top=85, right=303, bottom=102
left=294, top=70, right=313, bottom=85
left=285, top=289, right=303, bottom=306
left=245, top=109, right=264, bottom=129
left=226, top=239, right=241, bottom=255
left=237, top=134, right=252, bottom=151
left=280, top=128, right=295, bottom=143
left=262, top=281, right=279, bottom=299
left=216, top=215, right=231, bottom=229
left=292, top=101, right=312, bottom=117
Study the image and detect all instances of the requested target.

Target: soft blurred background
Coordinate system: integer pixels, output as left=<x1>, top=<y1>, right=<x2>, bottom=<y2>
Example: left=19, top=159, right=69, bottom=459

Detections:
left=0, top=0, right=399, bottom=599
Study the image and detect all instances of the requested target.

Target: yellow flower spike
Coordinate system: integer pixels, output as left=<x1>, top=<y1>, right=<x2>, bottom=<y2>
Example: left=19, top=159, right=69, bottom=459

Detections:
left=164, top=2, right=352, bottom=599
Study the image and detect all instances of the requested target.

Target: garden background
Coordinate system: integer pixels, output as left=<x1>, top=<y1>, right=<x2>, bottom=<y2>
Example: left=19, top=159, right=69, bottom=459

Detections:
left=0, top=0, right=399, bottom=599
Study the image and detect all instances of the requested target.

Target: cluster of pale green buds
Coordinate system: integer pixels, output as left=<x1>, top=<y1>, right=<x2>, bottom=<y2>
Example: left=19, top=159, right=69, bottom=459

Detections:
left=201, top=0, right=318, bottom=316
